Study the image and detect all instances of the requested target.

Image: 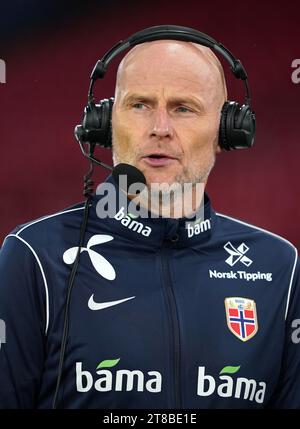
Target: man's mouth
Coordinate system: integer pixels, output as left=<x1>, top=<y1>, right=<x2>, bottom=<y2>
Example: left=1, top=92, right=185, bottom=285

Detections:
left=141, top=153, right=178, bottom=167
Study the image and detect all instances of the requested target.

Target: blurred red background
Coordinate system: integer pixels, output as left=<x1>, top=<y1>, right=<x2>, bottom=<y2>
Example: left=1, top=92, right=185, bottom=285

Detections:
left=0, top=0, right=299, bottom=249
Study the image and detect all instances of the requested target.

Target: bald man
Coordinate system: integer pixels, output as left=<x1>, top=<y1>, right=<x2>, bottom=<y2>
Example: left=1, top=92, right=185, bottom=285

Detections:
left=112, top=41, right=225, bottom=218
left=0, top=31, right=299, bottom=410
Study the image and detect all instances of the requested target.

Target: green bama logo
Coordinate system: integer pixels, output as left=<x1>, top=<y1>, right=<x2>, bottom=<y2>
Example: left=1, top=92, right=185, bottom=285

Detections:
left=76, top=358, right=162, bottom=393
left=114, top=207, right=152, bottom=237
left=197, top=366, right=266, bottom=404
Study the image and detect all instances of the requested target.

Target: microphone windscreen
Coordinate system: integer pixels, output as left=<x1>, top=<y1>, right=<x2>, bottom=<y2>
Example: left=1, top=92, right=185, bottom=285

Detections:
left=112, top=163, right=146, bottom=193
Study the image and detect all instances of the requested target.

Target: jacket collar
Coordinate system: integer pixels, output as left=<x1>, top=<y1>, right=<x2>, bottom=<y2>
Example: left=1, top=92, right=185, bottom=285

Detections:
left=90, top=174, right=216, bottom=248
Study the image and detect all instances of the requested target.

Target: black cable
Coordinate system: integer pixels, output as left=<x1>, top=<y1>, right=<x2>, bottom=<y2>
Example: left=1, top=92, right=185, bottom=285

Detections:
left=77, top=139, right=113, bottom=172
left=52, top=160, right=94, bottom=409
left=83, top=160, right=95, bottom=199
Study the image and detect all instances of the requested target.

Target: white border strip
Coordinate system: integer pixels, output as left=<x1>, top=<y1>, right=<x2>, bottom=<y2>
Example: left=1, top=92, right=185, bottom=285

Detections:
left=16, top=206, right=85, bottom=236
left=5, top=234, right=50, bottom=334
left=284, top=252, right=298, bottom=320
left=2, top=205, right=85, bottom=335
left=216, top=213, right=298, bottom=320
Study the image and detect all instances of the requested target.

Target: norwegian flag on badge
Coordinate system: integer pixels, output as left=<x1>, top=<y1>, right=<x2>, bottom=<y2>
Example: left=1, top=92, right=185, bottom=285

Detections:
left=225, top=297, right=258, bottom=342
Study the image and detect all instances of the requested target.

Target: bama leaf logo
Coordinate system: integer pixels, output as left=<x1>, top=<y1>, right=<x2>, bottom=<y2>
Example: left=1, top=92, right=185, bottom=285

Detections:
left=96, top=358, right=120, bottom=370
left=219, top=365, right=241, bottom=375
left=76, top=359, right=162, bottom=393
left=127, top=212, right=139, bottom=219
left=63, top=234, right=116, bottom=280
left=197, top=365, right=266, bottom=403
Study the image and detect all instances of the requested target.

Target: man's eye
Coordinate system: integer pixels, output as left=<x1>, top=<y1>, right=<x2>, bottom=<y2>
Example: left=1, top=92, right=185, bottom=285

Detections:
left=176, top=106, right=192, bottom=113
left=132, top=103, right=147, bottom=110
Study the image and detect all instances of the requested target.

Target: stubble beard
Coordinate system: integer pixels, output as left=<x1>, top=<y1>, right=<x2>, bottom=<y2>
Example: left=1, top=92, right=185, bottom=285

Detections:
left=112, top=145, right=216, bottom=218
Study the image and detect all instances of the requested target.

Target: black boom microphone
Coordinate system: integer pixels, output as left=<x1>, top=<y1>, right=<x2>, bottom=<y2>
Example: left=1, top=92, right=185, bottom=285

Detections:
left=112, top=163, right=146, bottom=193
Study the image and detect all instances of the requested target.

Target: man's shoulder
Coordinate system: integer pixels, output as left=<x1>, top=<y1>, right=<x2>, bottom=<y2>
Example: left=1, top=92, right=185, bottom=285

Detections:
left=3, top=201, right=86, bottom=246
left=215, top=211, right=298, bottom=257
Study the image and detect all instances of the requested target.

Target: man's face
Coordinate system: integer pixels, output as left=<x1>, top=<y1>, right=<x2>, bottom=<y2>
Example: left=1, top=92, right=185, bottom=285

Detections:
left=112, top=41, right=225, bottom=187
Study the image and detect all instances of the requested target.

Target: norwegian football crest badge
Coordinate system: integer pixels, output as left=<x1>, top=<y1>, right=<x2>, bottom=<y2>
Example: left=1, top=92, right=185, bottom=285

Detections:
left=225, top=297, right=258, bottom=342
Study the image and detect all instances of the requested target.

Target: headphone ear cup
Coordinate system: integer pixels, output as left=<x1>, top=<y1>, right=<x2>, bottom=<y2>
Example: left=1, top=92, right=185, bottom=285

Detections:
left=82, top=101, right=101, bottom=129
left=219, top=101, right=230, bottom=150
left=75, top=98, right=114, bottom=147
left=95, top=98, right=113, bottom=148
left=105, top=97, right=114, bottom=148
left=219, top=101, right=256, bottom=150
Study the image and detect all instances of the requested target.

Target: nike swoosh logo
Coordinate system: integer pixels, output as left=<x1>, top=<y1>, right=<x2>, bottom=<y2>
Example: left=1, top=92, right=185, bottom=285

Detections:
left=88, top=294, right=136, bottom=311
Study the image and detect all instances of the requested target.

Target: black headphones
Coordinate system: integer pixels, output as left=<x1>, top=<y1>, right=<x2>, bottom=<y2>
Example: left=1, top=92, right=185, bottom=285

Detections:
left=75, top=25, right=256, bottom=157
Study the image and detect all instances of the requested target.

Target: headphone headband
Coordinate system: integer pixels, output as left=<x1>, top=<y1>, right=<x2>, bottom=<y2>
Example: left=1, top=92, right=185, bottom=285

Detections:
left=89, top=25, right=251, bottom=107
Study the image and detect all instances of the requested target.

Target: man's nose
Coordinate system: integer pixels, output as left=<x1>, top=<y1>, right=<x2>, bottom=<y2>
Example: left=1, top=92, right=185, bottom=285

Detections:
left=150, top=107, right=173, bottom=139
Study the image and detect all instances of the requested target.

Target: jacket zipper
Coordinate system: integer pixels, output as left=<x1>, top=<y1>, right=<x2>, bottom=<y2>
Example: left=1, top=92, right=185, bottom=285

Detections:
left=161, top=244, right=182, bottom=408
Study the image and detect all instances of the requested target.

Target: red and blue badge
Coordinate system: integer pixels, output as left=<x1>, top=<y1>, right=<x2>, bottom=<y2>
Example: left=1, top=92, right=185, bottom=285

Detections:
left=225, top=297, right=258, bottom=342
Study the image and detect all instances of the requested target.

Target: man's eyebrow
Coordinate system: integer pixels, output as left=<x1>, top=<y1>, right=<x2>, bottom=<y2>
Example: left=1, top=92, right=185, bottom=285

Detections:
left=122, top=93, right=205, bottom=110
left=168, top=96, right=205, bottom=111
left=122, top=93, right=154, bottom=105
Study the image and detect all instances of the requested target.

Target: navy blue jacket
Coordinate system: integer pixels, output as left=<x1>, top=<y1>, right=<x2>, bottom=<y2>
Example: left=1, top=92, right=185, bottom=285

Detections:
left=0, top=175, right=299, bottom=408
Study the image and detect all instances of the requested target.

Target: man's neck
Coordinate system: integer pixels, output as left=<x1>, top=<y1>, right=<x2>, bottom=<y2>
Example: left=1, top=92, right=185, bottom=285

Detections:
left=128, top=182, right=206, bottom=219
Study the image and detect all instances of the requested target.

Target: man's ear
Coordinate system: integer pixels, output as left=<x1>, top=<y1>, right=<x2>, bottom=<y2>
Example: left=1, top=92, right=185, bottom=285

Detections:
left=215, top=144, right=222, bottom=154
left=213, top=131, right=222, bottom=154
